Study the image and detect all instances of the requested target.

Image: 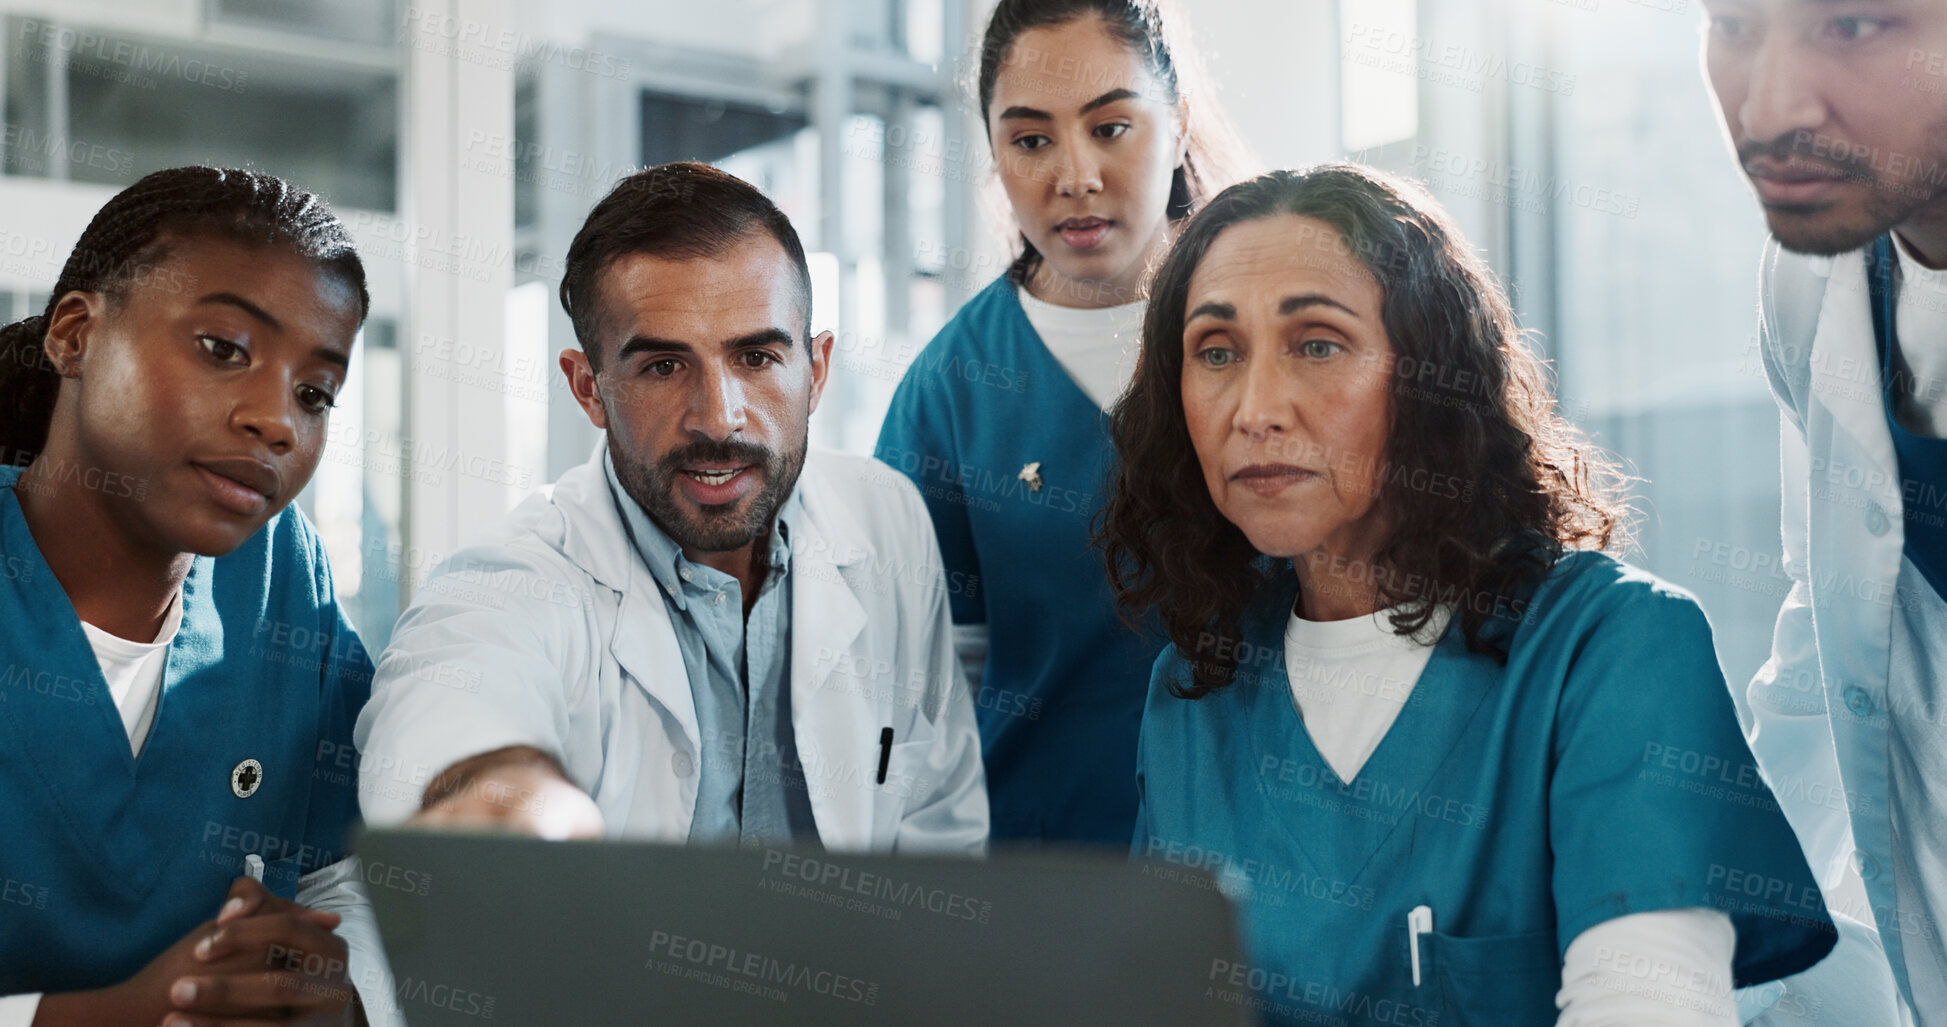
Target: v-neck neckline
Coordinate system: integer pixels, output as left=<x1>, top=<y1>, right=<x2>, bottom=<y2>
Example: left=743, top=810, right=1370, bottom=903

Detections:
left=1282, top=605, right=1446, bottom=784
left=0, top=480, right=228, bottom=901
left=1, top=483, right=148, bottom=765
left=1000, top=281, right=1117, bottom=424
left=1244, top=574, right=1502, bottom=889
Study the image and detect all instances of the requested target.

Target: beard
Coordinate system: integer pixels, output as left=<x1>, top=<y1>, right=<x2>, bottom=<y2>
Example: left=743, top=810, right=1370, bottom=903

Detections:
left=611, top=432, right=807, bottom=553
left=1743, top=128, right=1947, bottom=256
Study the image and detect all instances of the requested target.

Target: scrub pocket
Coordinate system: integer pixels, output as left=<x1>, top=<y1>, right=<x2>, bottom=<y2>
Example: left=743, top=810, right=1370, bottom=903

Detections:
left=263, top=852, right=306, bottom=901
left=1423, top=928, right=1558, bottom=1027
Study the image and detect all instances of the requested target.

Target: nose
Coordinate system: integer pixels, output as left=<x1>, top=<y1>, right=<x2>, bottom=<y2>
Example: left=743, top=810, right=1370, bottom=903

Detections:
left=1054, top=137, right=1103, bottom=198
left=685, top=362, right=749, bottom=441
left=1739, top=33, right=1826, bottom=151
left=1232, top=358, right=1291, bottom=442
left=231, top=375, right=297, bottom=454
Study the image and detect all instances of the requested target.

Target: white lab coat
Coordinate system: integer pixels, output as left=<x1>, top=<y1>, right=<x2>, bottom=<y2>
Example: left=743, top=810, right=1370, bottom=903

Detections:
left=354, top=445, right=988, bottom=853
left=1737, top=238, right=1931, bottom=1025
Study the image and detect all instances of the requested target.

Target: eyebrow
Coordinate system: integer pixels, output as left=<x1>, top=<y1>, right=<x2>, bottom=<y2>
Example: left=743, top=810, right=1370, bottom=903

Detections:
left=997, top=87, right=1144, bottom=122
left=1185, top=293, right=1363, bottom=324
left=617, top=327, right=796, bottom=362
left=197, top=291, right=351, bottom=368
left=197, top=292, right=282, bottom=331
left=1279, top=293, right=1362, bottom=318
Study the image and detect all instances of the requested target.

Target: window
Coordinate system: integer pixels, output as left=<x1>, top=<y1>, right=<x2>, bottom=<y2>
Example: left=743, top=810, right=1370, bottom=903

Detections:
left=6, top=19, right=398, bottom=212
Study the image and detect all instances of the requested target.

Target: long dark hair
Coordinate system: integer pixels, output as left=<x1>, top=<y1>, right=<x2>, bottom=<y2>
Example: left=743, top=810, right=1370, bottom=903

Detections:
left=0, top=166, right=370, bottom=467
left=1099, top=165, right=1631, bottom=697
left=975, top=0, right=1254, bottom=285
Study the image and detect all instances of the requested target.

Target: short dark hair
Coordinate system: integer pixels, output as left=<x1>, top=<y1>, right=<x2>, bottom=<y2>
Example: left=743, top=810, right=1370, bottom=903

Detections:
left=1098, top=164, right=1632, bottom=697
left=559, top=161, right=812, bottom=368
left=0, top=165, right=369, bottom=466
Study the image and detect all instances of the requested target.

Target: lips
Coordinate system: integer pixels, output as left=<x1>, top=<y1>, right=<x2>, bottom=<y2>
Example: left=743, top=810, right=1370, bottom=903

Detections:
left=1232, top=463, right=1319, bottom=498
left=1744, top=158, right=1850, bottom=205
left=192, top=456, right=279, bottom=517
left=678, top=464, right=756, bottom=506
left=1056, top=216, right=1113, bottom=251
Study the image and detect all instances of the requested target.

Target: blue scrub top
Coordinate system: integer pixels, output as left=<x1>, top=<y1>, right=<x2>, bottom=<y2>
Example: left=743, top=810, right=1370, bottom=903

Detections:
left=876, top=274, right=1161, bottom=846
left=0, top=464, right=373, bottom=994
left=1133, top=550, right=1835, bottom=1025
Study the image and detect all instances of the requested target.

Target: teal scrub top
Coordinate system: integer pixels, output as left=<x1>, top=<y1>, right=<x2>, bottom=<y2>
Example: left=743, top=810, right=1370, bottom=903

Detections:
left=1869, top=233, right=1947, bottom=601
left=876, top=274, right=1162, bottom=845
left=1133, top=550, right=1835, bottom=1026
left=0, top=464, right=373, bottom=994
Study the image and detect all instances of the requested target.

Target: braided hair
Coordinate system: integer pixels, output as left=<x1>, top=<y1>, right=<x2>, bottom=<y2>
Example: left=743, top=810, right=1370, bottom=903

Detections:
left=0, top=166, right=369, bottom=467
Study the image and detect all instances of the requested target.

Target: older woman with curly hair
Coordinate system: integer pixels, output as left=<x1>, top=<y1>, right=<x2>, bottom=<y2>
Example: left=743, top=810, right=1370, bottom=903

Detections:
left=1100, top=165, right=1833, bottom=1025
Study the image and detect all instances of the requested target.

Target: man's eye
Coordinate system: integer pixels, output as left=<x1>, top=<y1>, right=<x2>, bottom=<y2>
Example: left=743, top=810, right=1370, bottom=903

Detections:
left=199, top=335, right=247, bottom=364
left=1829, top=17, right=1888, bottom=43
left=1708, top=16, right=1748, bottom=41
left=646, top=359, right=680, bottom=377
left=742, top=351, right=777, bottom=369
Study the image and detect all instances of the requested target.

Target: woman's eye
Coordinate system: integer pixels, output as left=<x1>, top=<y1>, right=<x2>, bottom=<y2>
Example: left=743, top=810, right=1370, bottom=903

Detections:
left=199, top=335, right=248, bottom=365
left=1197, top=347, right=1237, bottom=368
left=1094, top=122, right=1131, bottom=140
left=1300, top=339, right=1343, bottom=359
left=297, top=385, right=336, bottom=414
left=1013, top=134, right=1051, bottom=152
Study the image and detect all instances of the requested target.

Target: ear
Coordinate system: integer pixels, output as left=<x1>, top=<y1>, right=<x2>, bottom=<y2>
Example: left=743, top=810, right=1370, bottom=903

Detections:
left=805, top=330, right=835, bottom=415
left=41, top=291, right=104, bottom=379
left=558, top=347, right=609, bottom=430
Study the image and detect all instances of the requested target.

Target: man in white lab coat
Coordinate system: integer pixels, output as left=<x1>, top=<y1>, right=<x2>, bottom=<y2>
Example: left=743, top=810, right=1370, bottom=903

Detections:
left=1701, top=2, right=1947, bottom=1023
left=354, top=162, right=988, bottom=856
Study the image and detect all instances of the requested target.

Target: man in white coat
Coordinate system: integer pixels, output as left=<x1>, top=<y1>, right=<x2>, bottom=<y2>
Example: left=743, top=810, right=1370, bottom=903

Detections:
left=354, top=162, right=988, bottom=856
left=1702, top=1, right=1947, bottom=1022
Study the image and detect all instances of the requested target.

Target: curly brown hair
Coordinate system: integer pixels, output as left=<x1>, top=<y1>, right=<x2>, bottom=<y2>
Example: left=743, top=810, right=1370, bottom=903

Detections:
left=1097, top=164, right=1631, bottom=697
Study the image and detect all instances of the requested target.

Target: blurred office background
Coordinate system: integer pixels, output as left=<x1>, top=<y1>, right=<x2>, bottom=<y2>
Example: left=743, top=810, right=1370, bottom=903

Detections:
left=0, top=0, right=1780, bottom=684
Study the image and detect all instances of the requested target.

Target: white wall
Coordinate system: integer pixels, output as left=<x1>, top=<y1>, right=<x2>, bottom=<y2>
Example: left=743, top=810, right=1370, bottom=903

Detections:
left=510, top=0, right=815, bottom=59
left=1189, top=0, right=1341, bottom=172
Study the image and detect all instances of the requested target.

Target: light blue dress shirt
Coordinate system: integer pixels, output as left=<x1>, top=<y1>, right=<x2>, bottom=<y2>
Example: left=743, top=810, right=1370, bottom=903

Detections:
left=604, top=452, right=817, bottom=846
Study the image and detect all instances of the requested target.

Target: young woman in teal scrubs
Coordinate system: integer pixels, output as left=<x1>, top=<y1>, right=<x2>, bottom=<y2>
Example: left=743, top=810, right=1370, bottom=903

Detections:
left=1100, top=165, right=1835, bottom=1025
left=0, top=167, right=377, bottom=1026
left=875, top=0, right=1252, bottom=846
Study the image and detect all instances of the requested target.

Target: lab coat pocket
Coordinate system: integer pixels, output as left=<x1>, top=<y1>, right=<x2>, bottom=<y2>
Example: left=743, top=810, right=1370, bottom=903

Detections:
left=868, top=739, right=934, bottom=842
left=1423, top=928, right=1558, bottom=1027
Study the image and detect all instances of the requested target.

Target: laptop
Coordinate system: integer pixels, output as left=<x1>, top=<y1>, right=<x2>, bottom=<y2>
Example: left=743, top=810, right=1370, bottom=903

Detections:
left=356, top=830, right=1248, bottom=1026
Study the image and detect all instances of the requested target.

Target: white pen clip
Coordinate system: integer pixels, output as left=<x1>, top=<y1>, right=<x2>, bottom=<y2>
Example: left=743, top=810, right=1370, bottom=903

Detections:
left=1407, top=905, right=1434, bottom=987
left=244, top=853, right=265, bottom=884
